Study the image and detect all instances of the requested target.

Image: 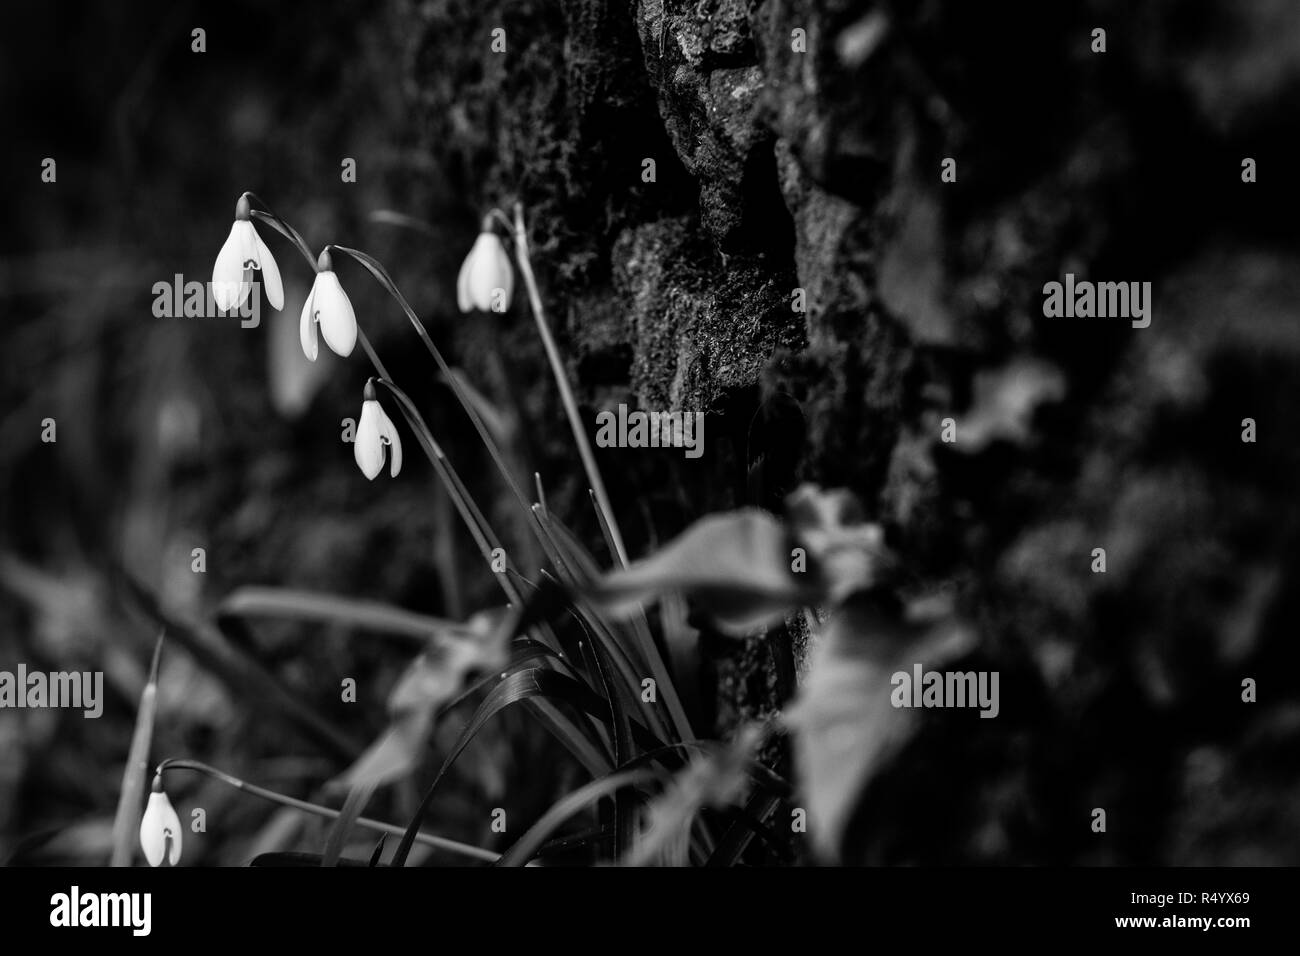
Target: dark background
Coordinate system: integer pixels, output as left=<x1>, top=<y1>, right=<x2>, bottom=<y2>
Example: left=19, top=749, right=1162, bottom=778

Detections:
left=2, top=0, right=1299, bottom=865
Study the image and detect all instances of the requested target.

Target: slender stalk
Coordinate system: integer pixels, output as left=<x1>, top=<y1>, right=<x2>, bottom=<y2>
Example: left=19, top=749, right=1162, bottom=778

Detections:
left=357, top=328, right=391, bottom=383
left=219, top=199, right=603, bottom=866
left=247, top=197, right=315, bottom=268
left=328, top=244, right=539, bottom=529
left=534, top=472, right=549, bottom=516
left=511, top=203, right=629, bottom=569
left=375, top=378, right=523, bottom=608
left=588, top=489, right=619, bottom=573
left=509, top=205, right=693, bottom=742
left=110, top=633, right=164, bottom=866
left=155, top=759, right=499, bottom=864
left=497, top=767, right=660, bottom=866
left=244, top=202, right=513, bottom=604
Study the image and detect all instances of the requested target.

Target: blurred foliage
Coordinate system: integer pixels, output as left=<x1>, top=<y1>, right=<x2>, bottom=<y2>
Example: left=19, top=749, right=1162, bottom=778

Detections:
left=0, top=0, right=574, bottom=865
left=4, top=0, right=1300, bottom=868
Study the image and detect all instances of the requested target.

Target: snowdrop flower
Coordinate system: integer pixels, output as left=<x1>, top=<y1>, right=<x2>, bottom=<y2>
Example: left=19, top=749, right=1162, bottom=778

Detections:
left=354, top=379, right=402, bottom=480
left=212, top=193, right=284, bottom=313
left=300, top=248, right=358, bottom=360
left=139, top=775, right=182, bottom=867
left=457, top=223, right=513, bottom=313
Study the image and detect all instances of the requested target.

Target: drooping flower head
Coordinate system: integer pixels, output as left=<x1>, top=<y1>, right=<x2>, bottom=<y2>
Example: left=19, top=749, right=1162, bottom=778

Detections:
left=300, top=248, right=358, bottom=361
left=354, top=378, right=402, bottom=480
left=212, top=193, right=284, bottom=313
left=139, top=774, right=182, bottom=867
left=457, top=219, right=513, bottom=313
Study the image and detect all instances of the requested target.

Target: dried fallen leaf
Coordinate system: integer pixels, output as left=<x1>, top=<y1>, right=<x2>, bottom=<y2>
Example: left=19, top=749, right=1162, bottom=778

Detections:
left=785, top=595, right=976, bottom=861
left=587, top=510, right=813, bottom=636
left=624, top=725, right=764, bottom=867
left=332, top=609, right=513, bottom=790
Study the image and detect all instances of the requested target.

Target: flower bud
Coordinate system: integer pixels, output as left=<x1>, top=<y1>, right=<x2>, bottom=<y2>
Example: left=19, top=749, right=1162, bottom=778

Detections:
left=456, top=230, right=513, bottom=313
left=354, top=384, right=402, bottom=480
left=139, top=775, right=182, bottom=867
left=213, top=195, right=284, bottom=312
left=299, top=256, right=358, bottom=360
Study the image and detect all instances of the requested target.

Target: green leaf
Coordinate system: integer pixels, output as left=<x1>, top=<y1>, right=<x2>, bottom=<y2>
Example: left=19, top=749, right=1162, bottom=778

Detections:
left=587, top=510, right=813, bottom=637
left=496, top=768, right=663, bottom=867
left=321, top=782, right=377, bottom=867
left=439, top=368, right=513, bottom=447
left=534, top=510, right=688, bottom=743
left=546, top=509, right=696, bottom=738
left=120, top=574, right=363, bottom=759
left=368, top=209, right=438, bottom=237
left=218, top=586, right=462, bottom=643
left=109, top=634, right=163, bottom=867
left=583, top=633, right=638, bottom=857
left=623, top=724, right=763, bottom=867
left=658, top=592, right=703, bottom=735
left=389, top=666, right=616, bottom=867
left=332, top=610, right=515, bottom=791
left=249, top=851, right=373, bottom=867
left=704, top=790, right=790, bottom=866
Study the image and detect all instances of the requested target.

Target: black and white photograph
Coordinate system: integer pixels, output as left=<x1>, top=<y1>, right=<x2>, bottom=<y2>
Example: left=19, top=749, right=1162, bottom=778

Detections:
left=0, top=0, right=1295, bottom=938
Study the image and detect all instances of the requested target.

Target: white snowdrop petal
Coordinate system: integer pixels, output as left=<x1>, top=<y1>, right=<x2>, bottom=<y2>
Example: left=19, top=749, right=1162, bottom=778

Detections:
left=354, top=400, right=385, bottom=480
left=380, top=409, right=403, bottom=477
left=458, top=232, right=513, bottom=312
left=253, top=228, right=284, bottom=310
left=468, top=234, right=500, bottom=311
left=491, top=237, right=514, bottom=309
left=389, top=431, right=402, bottom=477
left=236, top=220, right=260, bottom=307
left=139, top=790, right=183, bottom=867
left=212, top=222, right=250, bottom=312
left=317, top=272, right=358, bottom=357
left=456, top=248, right=474, bottom=312
left=299, top=283, right=319, bottom=361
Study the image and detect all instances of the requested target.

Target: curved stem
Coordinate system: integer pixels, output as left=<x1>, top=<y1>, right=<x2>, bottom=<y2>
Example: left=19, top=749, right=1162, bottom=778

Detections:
left=485, top=208, right=515, bottom=235
left=497, top=767, right=660, bottom=866
left=375, top=378, right=522, bottom=606
left=246, top=195, right=316, bottom=270
left=356, top=327, right=391, bottom=383
left=327, top=244, right=539, bottom=532
left=154, top=759, right=499, bottom=864
left=510, top=203, right=629, bottom=569
left=509, top=204, right=696, bottom=742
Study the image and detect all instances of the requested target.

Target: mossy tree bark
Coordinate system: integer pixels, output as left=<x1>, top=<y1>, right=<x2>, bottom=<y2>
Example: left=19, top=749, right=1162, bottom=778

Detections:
left=405, top=0, right=1300, bottom=863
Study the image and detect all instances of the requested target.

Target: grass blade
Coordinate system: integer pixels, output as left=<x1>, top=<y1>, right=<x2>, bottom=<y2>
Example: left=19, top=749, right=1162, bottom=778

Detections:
left=541, top=509, right=694, bottom=742
left=109, top=633, right=164, bottom=866
left=389, top=666, right=615, bottom=867
left=704, top=790, right=790, bottom=866
left=159, top=759, right=498, bottom=863
left=217, top=587, right=461, bottom=642
left=251, top=851, right=370, bottom=867
left=331, top=243, right=539, bottom=533
left=511, top=202, right=629, bottom=568
left=119, top=574, right=363, bottom=759
left=321, top=782, right=377, bottom=867
left=496, top=768, right=662, bottom=867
